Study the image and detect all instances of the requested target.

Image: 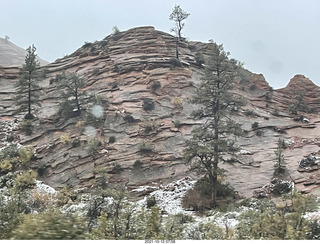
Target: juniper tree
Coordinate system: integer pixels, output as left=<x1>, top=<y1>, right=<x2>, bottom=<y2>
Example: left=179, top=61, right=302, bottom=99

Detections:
left=50, top=72, right=86, bottom=118
left=169, top=4, right=190, bottom=41
left=15, top=45, right=44, bottom=119
left=184, top=42, right=246, bottom=207
left=288, top=89, right=307, bottom=114
left=274, top=138, right=287, bottom=175
left=169, top=4, right=190, bottom=59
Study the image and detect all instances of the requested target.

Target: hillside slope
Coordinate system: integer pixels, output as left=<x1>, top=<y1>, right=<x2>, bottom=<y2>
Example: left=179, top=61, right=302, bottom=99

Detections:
left=0, top=37, right=48, bottom=66
left=1, top=26, right=320, bottom=198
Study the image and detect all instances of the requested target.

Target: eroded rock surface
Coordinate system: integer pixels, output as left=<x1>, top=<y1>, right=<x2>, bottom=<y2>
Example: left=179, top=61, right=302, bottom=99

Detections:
left=1, top=26, right=320, bottom=198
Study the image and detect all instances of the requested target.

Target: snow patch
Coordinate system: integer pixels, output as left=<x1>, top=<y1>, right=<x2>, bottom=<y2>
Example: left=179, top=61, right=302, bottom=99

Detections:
left=132, top=185, right=159, bottom=192
left=35, top=180, right=56, bottom=195
left=136, top=177, right=196, bottom=215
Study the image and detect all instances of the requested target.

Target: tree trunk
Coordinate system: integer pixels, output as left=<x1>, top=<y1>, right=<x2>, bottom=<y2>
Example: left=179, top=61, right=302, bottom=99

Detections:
left=75, top=88, right=81, bottom=116
left=175, top=38, right=179, bottom=59
left=25, top=72, right=33, bottom=120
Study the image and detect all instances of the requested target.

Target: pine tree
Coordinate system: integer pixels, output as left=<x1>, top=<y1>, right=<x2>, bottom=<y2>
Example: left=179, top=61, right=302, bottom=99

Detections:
left=184, top=42, right=246, bottom=207
left=169, top=4, right=190, bottom=59
left=274, top=139, right=287, bottom=175
left=169, top=4, right=190, bottom=41
left=15, top=45, right=44, bottom=119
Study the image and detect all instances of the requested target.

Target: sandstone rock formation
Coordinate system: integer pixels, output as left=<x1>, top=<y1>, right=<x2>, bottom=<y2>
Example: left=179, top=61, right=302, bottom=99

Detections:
left=0, top=37, right=48, bottom=66
left=1, top=26, right=320, bottom=199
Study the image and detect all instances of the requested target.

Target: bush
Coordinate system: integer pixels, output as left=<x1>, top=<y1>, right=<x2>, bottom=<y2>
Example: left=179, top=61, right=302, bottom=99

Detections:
left=11, top=210, right=88, bottom=240
left=251, top=122, right=259, bottom=129
left=18, top=147, right=34, bottom=169
left=0, top=159, right=13, bottom=173
left=249, top=84, right=257, bottom=91
left=0, top=144, right=19, bottom=159
left=142, top=119, right=158, bottom=135
left=195, top=51, right=205, bottom=66
left=21, top=119, right=33, bottom=135
left=169, top=57, right=183, bottom=67
left=60, top=133, right=71, bottom=144
left=86, top=138, right=102, bottom=158
left=172, top=97, right=183, bottom=108
left=14, top=170, right=37, bottom=192
left=146, top=196, right=157, bottom=208
left=182, top=188, right=209, bottom=212
left=82, top=41, right=93, bottom=48
left=243, top=109, right=255, bottom=117
left=0, top=195, right=22, bottom=239
left=108, top=136, right=116, bottom=143
left=133, top=159, right=143, bottom=168
left=256, top=130, right=264, bottom=137
left=58, top=100, right=75, bottom=120
left=150, top=81, right=161, bottom=94
left=138, top=141, right=154, bottom=154
left=143, top=98, right=155, bottom=111
left=123, top=114, right=135, bottom=123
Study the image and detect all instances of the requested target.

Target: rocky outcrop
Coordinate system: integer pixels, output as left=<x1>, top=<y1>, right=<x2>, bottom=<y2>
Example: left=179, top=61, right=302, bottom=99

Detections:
left=0, top=37, right=48, bottom=66
left=1, top=26, right=320, bottom=199
left=274, top=74, right=320, bottom=112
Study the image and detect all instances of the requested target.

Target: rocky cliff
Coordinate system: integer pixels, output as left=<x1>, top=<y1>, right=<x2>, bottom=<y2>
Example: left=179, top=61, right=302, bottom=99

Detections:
left=1, top=26, right=320, bottom=199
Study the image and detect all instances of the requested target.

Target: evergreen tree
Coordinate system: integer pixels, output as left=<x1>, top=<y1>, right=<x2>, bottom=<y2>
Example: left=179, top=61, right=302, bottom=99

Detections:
left=50, top=72, right=86, bottom=118
left=184, top=41, right=246, bottom=207
left=288, top=89, right=307, bottom=114
left=169, top=4, right=190, bottom=41
left=15, top=45, right=44, bottom=119
left=169, top=4, right=190, bottom=59
left=274, top=139, right=287, bottom=175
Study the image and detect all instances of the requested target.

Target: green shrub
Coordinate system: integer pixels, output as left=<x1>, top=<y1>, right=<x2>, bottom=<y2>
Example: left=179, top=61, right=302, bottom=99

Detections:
left=172, top=97, right=183, bottom=108
left=123, top=114, right=135, bottom=123
left=0, top=159, right=13, bottom=173
left=138, top=141, right=154, bottom=154
left=243, top=109, right=255, bottom=116
left=169, top=57, right=183, bottom=67
left=0, top=195, right=22, bottom=239
left=82, top=41, right=93, bottom=48
left=21, top=119, right=33, bottom=135
left=86, top=138, right=102, bottom=158
left=150, top=81, right=161, bottom=94
left=18, top=147, right=34, bottom=168
left=143, top=98, right=155, bottom=111
left=0, top=144, right=19, bottom=159
left=251, top=122, right=259, bottom=129
left=11, top=210, right=88, bottom=240
left=256, top=130, right=264, bottom=137
left=142, top=119, right=158, bottom=135
left=133, top=159, right=143, bottom=168
left=195, top=51, right=205, bottom=66
left=249, top=84, right=257, bottom=91
left=146, top=196, right=157, bottom=208
left=108, top=136, right=116, bottom=143
left=14, top=170, right=37, bottom=192
left=60, top=133, right=71, bottom=144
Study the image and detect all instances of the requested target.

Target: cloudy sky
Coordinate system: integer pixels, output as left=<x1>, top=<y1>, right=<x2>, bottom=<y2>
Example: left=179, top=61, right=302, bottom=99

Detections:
left=1, top=0, right=320, bottom=88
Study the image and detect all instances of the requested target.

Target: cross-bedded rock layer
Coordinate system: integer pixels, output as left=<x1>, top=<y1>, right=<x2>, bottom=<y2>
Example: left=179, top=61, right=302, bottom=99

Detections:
left=1, top=26, right=320, bottom=198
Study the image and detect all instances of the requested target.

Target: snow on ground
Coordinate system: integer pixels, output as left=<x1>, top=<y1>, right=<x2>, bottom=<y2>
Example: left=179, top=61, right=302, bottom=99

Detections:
left=136, top=177, right=196, bottom=215
left=304, top=196, right=320, bottom=221
left=35, top=180, right=56, bottom=195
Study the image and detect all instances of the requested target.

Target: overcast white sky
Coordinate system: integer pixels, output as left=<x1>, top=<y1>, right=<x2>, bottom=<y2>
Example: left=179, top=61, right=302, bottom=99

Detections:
left=1, top=0, right=320, bottom=88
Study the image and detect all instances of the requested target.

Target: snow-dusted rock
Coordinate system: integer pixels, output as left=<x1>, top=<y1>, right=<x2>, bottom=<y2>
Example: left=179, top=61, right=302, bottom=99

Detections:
left=35, top=180, right=56, bottom=195
left=137, top=177, right=196, bottom=215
